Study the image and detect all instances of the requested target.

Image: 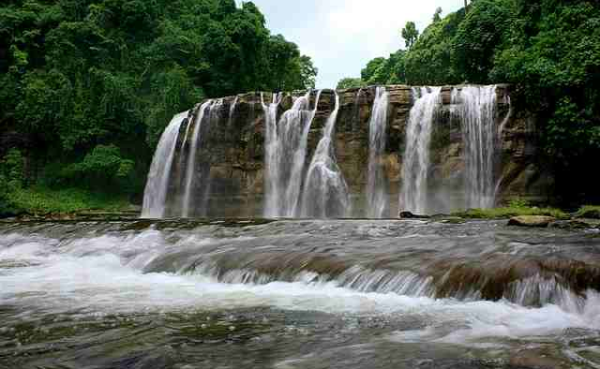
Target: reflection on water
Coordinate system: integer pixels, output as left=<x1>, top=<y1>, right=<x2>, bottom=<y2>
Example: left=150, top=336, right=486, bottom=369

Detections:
left=1, top=219, right=600, bottom=368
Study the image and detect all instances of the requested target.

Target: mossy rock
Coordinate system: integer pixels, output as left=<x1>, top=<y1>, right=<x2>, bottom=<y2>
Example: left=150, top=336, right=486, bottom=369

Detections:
left=575, top=206, right=600, bottom=219
left=508, top=215, right=556, bottom=228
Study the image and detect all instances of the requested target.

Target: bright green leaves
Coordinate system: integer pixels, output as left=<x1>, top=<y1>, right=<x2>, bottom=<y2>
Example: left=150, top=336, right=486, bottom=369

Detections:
left=547, top=97, right=600, bottom=156
left=1, top=149, right=25, bottom=190
left=59, top=145, right=135, bottom=190
left=336, top=78, right=365, bottom=90
left=0, top=0, right=316, bottom=199
left=401, top=22, right=419, bottom=49
left=452, top=0, right=513, bottom=84
left=0, top=149, right=25, bottom=215
left=404, top=10, right=465, bottom=85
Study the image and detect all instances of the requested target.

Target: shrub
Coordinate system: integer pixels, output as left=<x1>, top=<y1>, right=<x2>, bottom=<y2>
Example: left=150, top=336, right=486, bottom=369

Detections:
left=574, top=206, right=600, bottom=219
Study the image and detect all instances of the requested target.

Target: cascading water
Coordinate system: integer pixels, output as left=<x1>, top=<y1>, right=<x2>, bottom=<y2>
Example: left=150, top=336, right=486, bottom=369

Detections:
left=263, top=91, right=322, bottom=217
left=301, top=91, right=349, bottom=218
left=227, top=95, right=238, bottom=129
left=141, top=111, right=189, bottom=218
left=366, top=87, right=389, bottom=218
left=452, top=85, right=500, bottom=209
left=262, top=92, right=283, bottom=217
left=3, top=218, right=600, bottom=368
left=182, top=100, right=214, bottom=218
left=401, top=87, right=442, bottom=215
left=142, top=85, right=511, bottom=220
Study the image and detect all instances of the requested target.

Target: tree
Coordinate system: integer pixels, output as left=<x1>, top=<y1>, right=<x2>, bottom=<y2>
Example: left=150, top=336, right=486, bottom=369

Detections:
left=336, top=78, right=364, bottom=89
left=0, top=0, right=318, bottom=201
left=298, top=55, right=318, bottom=89
left=361, top=57, right=386, bottom=82
left=452, top=0, right=512, bottom=83
left=433, top=7, right=443, bottom=23
left=401, top=22, right=419, bottom=49
left=404, top=10, right=465, bottom=85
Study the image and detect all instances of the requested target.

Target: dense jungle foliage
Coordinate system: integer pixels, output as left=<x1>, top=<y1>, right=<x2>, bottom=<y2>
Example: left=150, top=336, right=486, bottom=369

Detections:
left=338, top=0, right=600, bottom=204
left=0, top=0, right=317, bottom=215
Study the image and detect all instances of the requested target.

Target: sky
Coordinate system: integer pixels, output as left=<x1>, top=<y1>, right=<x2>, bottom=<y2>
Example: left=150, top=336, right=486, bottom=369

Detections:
left=240, top=0, right=463, bottom=89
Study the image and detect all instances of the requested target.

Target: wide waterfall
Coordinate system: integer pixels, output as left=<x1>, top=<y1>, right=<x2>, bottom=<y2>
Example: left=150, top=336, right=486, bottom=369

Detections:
left=141, top=111, right=189, bottom=218
left=301, top=91, right=349, bottom=218
left=400, top=87, right=442, bottom=215
left=452, top=86, right=500, bottom=209
left=262, top=91, right=322, bottom=217
left=366, top=87, right=389, bottom=218
left=141, top=85, right=512, bottom=219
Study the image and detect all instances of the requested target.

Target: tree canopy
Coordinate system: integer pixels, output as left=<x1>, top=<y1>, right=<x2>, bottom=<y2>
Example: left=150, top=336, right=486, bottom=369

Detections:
left=0, top=0, right=317, bottom=204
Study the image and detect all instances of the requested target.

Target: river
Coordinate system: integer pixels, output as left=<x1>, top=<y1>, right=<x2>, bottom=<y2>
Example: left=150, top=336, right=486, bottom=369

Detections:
left=1, top=219, right=600, bottom=368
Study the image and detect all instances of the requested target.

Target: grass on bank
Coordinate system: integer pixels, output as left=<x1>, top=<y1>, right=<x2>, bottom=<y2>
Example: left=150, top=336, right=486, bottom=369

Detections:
left=8, top=187, right=130, bottom=215
left=453, top=207, right=570, bottom=220
left=451, top=199, right=570, bottom=220
left=574, top=206, right=600, bottom=219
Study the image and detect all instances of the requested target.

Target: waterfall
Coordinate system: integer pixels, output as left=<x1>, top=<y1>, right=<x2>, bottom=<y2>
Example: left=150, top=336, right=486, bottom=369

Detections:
left=181, top=100, right=214, bottom=218
left=263, top=91, right=322, bottom=217
left=353, top=88, right=363, bottom=131
left=301, top=91, right=349, bottom=218
left=401, top=87, right=442, bottom=215
left=366, top=87, right=389, bottom=218
left=262, top=92, right=283, bottom=217
left=141, top=111, right=189, bottom=218
left=227, top=96, right=238, bottom=129
left=452, top=86, right=499, bottom=209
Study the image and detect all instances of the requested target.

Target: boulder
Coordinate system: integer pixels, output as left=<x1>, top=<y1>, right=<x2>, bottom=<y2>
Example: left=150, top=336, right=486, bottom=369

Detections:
left=398, top=211, right=430, bottom=219
left=508, top=215, right=556, bottom=228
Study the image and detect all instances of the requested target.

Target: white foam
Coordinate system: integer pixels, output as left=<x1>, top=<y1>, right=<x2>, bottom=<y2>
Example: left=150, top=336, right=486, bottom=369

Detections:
left=1, top=230, right=599, bottom=343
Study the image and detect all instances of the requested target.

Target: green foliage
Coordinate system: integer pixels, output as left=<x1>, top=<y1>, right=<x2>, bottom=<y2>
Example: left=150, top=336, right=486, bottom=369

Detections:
left=55, top=145, right=135, bottom=192
left=452, top=0, right=513, bottom=84
left=0, top=149, right=25, bottom=216
left=574, top=206, right=600, bottom=219
left=1, top=149, right=25, bottom=189
left=433, top=7, right=443, bottom=23
left=404, top=10, right=465, bottom=85
left=336, top=77, right=365, bottom=90
left=361, top=50, right=407, bottom=86
left=508, top=198, right=530, bottom=209
left=401, top=22, right=419, bottom=49
left=0, top=0, right=317, bottom=205
left=8, top=187, right=129, bottom=214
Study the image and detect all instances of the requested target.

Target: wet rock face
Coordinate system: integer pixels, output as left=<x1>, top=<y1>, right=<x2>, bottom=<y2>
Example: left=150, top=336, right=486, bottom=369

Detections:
left=178, top=85, right=549, bottom=217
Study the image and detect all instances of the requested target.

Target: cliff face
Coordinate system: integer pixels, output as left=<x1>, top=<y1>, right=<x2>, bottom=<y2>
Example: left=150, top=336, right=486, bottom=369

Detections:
left=168, top=85, right=552, bottom=218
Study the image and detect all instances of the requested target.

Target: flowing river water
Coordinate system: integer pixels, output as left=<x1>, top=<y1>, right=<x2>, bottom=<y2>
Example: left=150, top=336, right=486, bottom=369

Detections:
left=1, top=219, right=600, bottom=368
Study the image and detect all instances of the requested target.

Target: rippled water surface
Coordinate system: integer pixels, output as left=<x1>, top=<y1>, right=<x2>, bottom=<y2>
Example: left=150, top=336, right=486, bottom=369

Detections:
left=1, top=219, right=600, bottom=368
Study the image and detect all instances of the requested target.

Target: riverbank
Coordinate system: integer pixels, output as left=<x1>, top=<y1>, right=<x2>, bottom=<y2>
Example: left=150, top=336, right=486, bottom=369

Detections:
left=2, top=187, right=600, bottom=230
left=0, top=187, right=135, bottom=219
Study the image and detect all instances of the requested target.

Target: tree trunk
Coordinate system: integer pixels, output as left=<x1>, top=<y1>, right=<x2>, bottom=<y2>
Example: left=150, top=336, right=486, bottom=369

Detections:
left=464, top=0, right=469, bottom=13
